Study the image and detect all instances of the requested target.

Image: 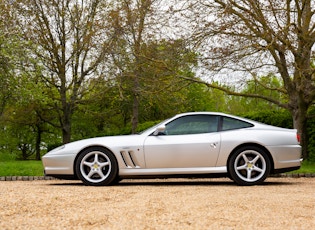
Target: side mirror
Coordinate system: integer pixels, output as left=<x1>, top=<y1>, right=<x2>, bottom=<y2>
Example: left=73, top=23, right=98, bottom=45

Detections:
left=153, top=125, right=166, bottom=136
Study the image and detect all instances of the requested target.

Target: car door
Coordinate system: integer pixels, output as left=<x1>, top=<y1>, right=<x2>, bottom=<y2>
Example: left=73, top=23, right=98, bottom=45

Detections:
left=143, top=114, right=221, bottom=168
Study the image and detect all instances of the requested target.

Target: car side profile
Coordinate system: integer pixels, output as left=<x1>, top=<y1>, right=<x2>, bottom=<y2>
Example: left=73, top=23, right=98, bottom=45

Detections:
left=42, top=112, right=302, bottom=186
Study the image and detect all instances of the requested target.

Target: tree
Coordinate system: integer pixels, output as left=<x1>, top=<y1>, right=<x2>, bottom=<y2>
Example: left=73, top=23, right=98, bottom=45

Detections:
left=135, top=39, right=205, bottom=120
left=227, top=75, right=284, bottom=114
left=1, top=1, right=52, bottom=160
left=109, top=0, right=206, bottom=132
left=108, top=0, right=164, bottom=133
left=14, top=0, right=114, bottom=143
left=0, top=1, right=21, bottom=116
left=184, top=0, right=315, bottom=159
left=71, top=37, right=218, bottom=138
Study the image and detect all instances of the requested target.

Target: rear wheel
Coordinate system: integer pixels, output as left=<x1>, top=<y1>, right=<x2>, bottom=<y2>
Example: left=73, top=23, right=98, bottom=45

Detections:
left=228, top=146, right=271, bottom=186
left=75, top=147, right=118, bottom=186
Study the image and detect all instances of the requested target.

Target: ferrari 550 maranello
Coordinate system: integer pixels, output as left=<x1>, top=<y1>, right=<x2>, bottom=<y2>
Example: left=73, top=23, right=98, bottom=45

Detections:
left=42, top=112, right=302, bottom=186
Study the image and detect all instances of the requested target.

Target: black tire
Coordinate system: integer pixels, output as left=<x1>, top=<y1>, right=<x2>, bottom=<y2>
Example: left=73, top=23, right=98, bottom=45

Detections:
left=75, top=147, right=118, bottom=186
left=228, top=146, right=271, bottom=186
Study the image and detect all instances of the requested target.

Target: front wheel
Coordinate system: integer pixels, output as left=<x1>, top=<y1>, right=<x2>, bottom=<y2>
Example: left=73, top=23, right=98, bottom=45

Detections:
left=228, top=146, right=271, bottom=186
left=75, top=147, right=118, bottom=186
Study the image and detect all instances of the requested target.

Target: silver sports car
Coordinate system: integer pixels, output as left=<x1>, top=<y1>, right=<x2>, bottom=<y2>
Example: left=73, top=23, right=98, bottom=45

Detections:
left=42, top=112, right=302, bottom=186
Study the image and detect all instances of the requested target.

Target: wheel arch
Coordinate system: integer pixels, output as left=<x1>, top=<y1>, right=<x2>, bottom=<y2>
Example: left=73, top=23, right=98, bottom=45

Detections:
left=227, top=143, right=275, bottom=175
left=73, top=145, right=118, bottom=179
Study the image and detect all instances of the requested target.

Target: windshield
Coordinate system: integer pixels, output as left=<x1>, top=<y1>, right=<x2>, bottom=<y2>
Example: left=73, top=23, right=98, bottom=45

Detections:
left=138, top=118, right=170, bottom=135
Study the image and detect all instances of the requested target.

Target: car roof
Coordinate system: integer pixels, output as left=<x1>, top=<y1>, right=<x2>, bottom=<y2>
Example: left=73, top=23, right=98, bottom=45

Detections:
left=174, top=112, right=248, bottom=121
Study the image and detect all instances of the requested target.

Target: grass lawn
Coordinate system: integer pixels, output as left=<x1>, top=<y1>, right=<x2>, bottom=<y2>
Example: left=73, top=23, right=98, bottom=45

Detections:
left=0, top=160, right=44, bottom=176
left=290, top=161, right=315, bottom=174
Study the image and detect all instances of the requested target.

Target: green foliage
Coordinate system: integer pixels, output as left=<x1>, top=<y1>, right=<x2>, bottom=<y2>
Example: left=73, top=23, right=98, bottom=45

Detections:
left=0, top=151, right=16, bottom=161
left=136, top=120, right=162, bottom=133
left=242, top=110, right=293, bottom=128
left=221, top=76, right=286, bottom=115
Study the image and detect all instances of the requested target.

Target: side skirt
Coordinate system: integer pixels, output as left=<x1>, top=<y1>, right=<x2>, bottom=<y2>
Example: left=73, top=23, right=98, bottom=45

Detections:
left=119, top=166, right=227, bottom=176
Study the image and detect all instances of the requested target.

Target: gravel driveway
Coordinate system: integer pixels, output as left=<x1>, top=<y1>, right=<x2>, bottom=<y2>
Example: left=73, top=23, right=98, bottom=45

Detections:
left=0, top=177, right=314, bottom=229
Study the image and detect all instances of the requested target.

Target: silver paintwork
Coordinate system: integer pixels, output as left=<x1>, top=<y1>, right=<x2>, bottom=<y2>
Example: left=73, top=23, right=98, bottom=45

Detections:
left=42, top=112, right=302, bottom=184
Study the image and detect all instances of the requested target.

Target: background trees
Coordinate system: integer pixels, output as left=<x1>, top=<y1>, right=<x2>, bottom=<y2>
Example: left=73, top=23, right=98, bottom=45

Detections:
left=14, top=0, right=114, bottom=144
left=0, top=0, right=314, bottom=161
left=108, top=0, right=172, bottom=133
left=0, top=1, right=20, bottom=116
left=185, top=0, right=315, bottom=159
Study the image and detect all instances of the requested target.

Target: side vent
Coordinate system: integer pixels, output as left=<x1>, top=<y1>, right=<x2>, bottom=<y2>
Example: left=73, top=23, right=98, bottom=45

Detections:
left=120, top=150, right=140, bottom=168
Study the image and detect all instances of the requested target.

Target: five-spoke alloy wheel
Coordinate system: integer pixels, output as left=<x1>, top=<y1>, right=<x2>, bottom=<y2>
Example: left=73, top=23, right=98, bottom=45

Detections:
left=228, top=146, right=271, bottom=186
left=76, top=147, right=118, bottom=186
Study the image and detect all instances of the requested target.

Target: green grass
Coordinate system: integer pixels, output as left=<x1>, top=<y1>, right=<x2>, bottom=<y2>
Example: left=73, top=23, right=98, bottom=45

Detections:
left=0, top=161, right=44, bottom=176
left=289, top=161, right=315, bottom=174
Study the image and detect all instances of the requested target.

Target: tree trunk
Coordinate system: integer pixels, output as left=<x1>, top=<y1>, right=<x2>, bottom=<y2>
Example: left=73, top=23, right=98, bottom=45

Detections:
left=291, top=99, right=309, bottom=160
left=60, top=72, right=72, bottom=144
left=62, top=112, right=72, bottom=144
left=62, top=124, right=71, bottom=144
left=35, top=124, right=42, bottom=160
left=131, top=76, right=140, bottom=134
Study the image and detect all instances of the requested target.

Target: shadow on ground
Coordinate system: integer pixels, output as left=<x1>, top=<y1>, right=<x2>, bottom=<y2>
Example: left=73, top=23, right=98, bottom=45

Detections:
left=48, top=178, right=296, bottom=187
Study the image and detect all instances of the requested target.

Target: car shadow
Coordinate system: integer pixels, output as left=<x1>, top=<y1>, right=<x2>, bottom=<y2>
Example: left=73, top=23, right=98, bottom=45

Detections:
left=47, top=178, right=296, bottom=187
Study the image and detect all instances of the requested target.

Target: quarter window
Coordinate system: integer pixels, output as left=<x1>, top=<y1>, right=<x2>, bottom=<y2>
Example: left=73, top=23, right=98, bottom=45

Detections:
left=221, top=117, right=253, bottom=131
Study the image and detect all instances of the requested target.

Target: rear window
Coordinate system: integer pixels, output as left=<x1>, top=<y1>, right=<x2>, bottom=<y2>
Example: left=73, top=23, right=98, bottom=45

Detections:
left=221, top=117, right=253, bottom=131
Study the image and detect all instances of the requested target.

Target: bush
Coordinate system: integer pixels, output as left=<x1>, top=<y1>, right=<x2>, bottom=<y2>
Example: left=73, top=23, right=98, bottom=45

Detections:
left=0, top=151, right=17, bottom=161
left=241, top=110, right=292, bottom=128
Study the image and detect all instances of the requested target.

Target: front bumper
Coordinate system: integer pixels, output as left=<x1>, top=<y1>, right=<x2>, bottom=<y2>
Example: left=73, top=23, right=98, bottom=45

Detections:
left=42, top=154, right=76, bottom=175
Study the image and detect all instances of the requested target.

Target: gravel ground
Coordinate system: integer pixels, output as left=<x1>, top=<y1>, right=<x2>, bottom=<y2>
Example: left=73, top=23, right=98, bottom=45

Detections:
left=0, top=177, right=314, bottom=230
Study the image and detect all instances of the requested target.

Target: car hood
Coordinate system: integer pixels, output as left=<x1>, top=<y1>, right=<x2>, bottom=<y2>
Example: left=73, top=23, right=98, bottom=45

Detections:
left=46, top=134, right=145, bottom=156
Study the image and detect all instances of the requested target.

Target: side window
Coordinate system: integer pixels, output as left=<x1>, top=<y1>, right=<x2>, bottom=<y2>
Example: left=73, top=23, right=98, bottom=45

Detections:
left=221, top=117, right=253, bottom=131
left=165, top=115, right=219, bottom=135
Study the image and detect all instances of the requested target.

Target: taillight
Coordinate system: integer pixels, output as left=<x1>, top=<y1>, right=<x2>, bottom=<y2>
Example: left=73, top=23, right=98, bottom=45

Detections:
left=297, top=133, right=301, bottom=143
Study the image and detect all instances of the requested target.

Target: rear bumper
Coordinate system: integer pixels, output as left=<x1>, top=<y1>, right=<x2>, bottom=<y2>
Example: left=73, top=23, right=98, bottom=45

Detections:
left=267, top=145, right=302, bottom=170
